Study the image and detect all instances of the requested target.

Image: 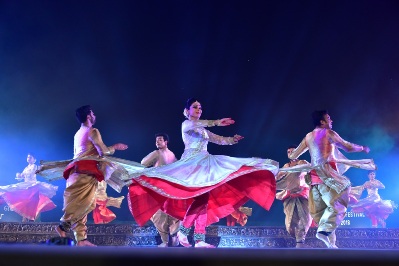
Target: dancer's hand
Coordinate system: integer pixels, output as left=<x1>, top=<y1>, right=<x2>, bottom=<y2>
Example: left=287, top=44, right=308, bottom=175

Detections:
left=113, top=143, right=128, bottom=150
left=362, top=146, right=370, bottom=153
left=35, top=166, right=43, bottom=174
left=218, top=118, right=235, bottom=126
left=233, top=134, right=244, bottom=142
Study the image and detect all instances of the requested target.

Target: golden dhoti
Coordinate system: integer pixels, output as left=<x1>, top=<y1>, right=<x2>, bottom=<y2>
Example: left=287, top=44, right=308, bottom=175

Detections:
left=283, top=197, right=312, bottom=242
left=61, top=172, right=98, bottom=241
left=150, top=209, right=180, bottom=244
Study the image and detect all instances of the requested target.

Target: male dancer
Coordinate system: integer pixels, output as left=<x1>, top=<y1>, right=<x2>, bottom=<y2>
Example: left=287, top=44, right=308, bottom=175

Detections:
left=275, top=145, right=312, bottom=248
left=282, top=110, right=376, bottom=248
left=141, top=133, right=180, bottom=247
left=54, top=105, right=128, bottom=246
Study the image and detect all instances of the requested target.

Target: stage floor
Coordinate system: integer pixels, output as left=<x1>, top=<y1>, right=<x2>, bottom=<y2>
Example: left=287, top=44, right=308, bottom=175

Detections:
left=1, top=243, right=399, bottom=266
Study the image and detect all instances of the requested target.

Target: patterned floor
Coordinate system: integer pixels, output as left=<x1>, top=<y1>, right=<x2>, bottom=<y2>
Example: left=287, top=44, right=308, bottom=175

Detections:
left=0, top=222, right=398, bottom=249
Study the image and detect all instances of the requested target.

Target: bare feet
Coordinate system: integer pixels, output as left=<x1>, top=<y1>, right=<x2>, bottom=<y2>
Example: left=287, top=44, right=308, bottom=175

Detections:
left=177, top=231, right=191, bottom=247
left=194, top=241, right=215, bottom=248
left=328, top=231, right=338, bottom=248
left=55, top=226, right=67, bottom=238
left=77, top=240, right=97, bottom=247
left=316, top=232, right=337, bottom=249
left=378, top=218, right=386, bottom=228
left=316, top=232, right=331, bottom=248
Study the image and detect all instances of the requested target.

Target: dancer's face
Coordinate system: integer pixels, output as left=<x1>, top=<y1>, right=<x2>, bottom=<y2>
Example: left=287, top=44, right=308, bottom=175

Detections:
left=321, top=114, right=333, bottom=129
left=368, top=171, right=376, bottom=180
left=155, top=136, right=167, bottom=150
left=187, top=101, right=202, bottom=119
left=88, top=110, right=96, bottom=125
left=27, top=154, right=36, bottom=164
left=287, top=148, right=295, bottom=158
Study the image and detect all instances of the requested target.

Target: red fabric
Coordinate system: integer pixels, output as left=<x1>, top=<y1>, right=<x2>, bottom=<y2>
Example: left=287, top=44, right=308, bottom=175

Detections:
left=63, top=160, right=104, bottom=181
left=310, top=219, right=318, bottom=227
left=309, top=162, right=338, bottom=184
left=93, top=199, right=116, bottom=224
left=127, top=166, right=276, bottom=226
left=279, top=187, right=309, bottom=201
left=127, top=182, right=167, bottom=225
left=226, top=214, right=237, bottom=226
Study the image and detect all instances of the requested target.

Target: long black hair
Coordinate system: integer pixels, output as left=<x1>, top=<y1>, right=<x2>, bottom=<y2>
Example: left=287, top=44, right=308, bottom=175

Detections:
left=185, top=97, right=199, bottom=110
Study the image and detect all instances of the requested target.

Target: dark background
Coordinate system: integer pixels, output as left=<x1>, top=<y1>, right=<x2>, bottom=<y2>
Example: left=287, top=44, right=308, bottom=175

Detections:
left=1, top=0, right=398, bottom=227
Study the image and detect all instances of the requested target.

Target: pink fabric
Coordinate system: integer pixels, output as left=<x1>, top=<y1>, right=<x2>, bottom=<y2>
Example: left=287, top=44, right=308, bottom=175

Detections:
left=182, top=193, right=209, bottom=234
left=1, top=185, right=56, bottom=220
left=351, top=201, right=394, bottom=221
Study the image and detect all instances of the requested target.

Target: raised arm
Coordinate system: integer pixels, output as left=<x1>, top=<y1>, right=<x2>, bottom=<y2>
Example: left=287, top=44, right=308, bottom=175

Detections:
left=182, top=118, right=244, bottom=145
left=364, top=179, right=385, bottom=189
left=288, top=138, right=308, bottom=160
left=182, top=118, right=234, bottom=131
left=207, top=130, right=243, bottom=145
left=275, top=162, right=290, bottom=180
left=373, top=179, right=385, bottom=189
left=89, top=128, right=128, bottom=157
left=141, top=151, right=158, bottom=167
left=329, top=130, right=369, bottom=153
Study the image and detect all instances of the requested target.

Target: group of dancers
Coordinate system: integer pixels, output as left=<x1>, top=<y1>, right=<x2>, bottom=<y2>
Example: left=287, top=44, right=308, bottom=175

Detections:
left=0, top=98, right=396, bottom=248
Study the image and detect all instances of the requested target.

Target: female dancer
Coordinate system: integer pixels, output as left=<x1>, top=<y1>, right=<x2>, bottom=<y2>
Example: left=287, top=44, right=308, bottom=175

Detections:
left=125, top=98, right=278, bottom=248
left=0, top=153, right=58, bottom=222
left=350, top=171, right=397, bottom=228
